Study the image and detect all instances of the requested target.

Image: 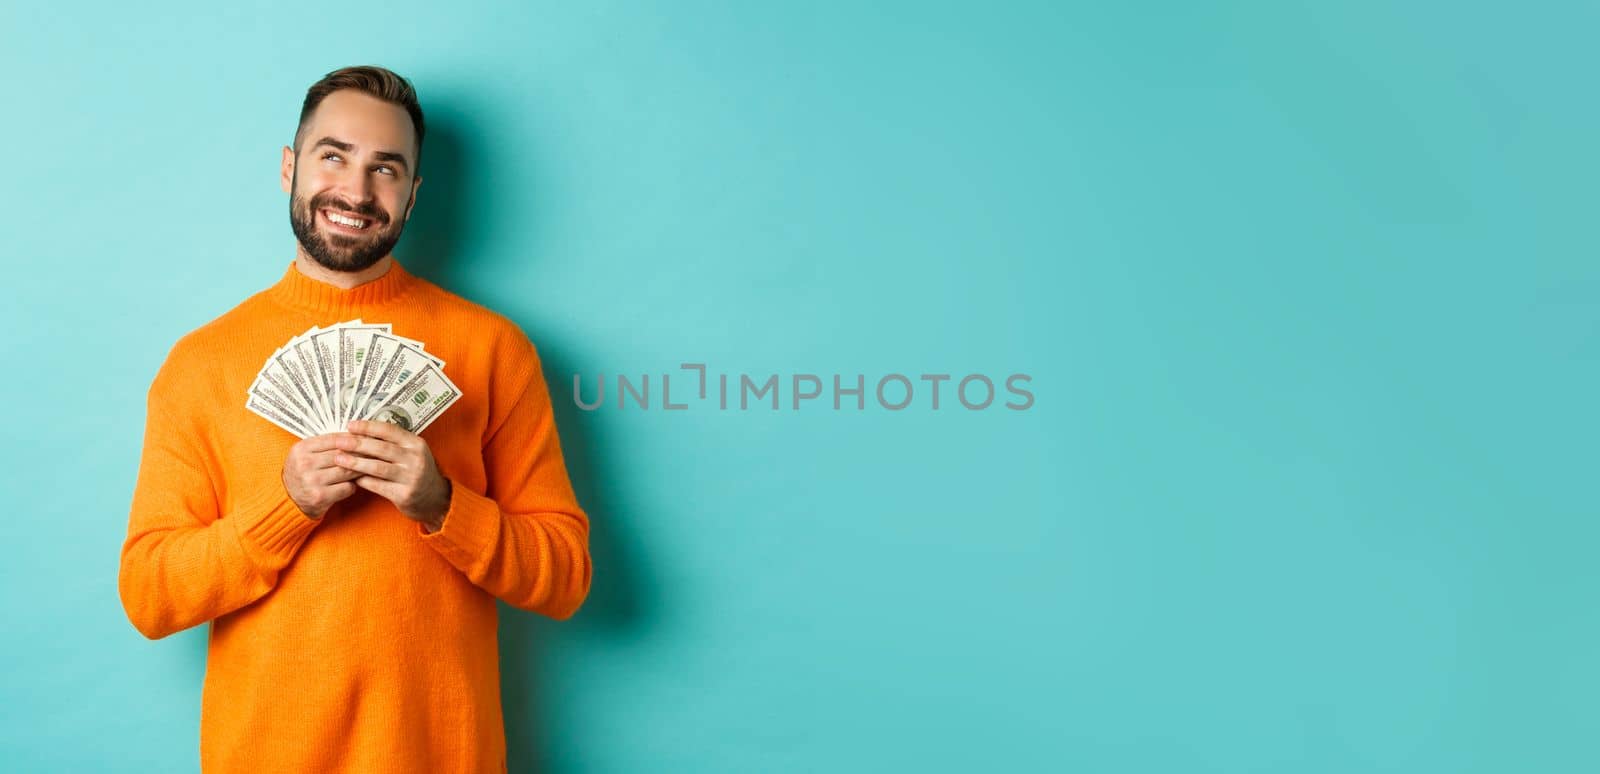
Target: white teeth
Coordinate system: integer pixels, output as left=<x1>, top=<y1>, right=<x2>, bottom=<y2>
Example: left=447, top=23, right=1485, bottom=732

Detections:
left=326, top=211, right=369, bottom=228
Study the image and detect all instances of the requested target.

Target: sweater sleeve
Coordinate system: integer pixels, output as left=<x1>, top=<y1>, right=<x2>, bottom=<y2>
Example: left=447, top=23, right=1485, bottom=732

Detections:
left=118, top=355, right=324, bottom=640
left=418, top=346, right=593, bottom=620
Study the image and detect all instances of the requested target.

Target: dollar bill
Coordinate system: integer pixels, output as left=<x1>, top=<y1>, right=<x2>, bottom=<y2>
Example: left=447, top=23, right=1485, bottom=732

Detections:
left=364, top=360, right=463, bottom=435
left=250, top=353, right=319, bottom=426
left=246, top=388, right=315, bottom=438
left=348, top=332, right=447, bottom=423
left=245, top=320, right=460, bottom=438
left=288, top=328, right=331, bottom=431
left=272, top=343, right=327, bottom=432
left=334, top=321, right=392, bottom=427
left=308, top=325, right=343, bottom=427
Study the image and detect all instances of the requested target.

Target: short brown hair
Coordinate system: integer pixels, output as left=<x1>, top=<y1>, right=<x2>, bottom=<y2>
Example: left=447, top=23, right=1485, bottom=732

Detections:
left=295, top=65, right=426, bottom=172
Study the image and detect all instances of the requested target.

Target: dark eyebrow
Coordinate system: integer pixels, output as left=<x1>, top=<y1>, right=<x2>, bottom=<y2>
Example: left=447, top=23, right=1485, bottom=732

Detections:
left=372, top=150, right=410, bottom=174
left=310, top=136, right=411, bottom=174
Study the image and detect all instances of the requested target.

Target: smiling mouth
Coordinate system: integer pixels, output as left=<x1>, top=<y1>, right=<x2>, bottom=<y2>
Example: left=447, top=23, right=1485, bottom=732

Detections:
left=320, top=208, right=378, bottom=232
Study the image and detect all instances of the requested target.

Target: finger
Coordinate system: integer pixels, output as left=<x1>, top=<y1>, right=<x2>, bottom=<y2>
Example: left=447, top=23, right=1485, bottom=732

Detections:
left=300, top=448, right=355, bottom=470
left=335, top=433, right=407, bottom=463
left=296, top=481, right=355, bottom=517
left=298, top=432, right=359, bottom=453
left=354, top=474, right=402, bottom=502
left=347, top=419, right=419, bottom=448
left=308, top=465, right=364, bottom=486
left=324, top=481, right=357, bottom=502
left=336, top=452, right=404, bottom=482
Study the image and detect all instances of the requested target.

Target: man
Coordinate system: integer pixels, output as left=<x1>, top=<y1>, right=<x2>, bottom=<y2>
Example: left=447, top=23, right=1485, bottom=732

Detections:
left=117, top=65, right=592, bottom=773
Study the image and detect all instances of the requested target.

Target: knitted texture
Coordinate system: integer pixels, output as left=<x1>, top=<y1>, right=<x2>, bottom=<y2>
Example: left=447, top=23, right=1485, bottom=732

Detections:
left=118, top=258, right=592, bottom=773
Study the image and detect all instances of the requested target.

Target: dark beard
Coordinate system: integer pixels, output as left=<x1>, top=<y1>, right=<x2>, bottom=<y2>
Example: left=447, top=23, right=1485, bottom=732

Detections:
left=289, top=172, right=410, bottom=273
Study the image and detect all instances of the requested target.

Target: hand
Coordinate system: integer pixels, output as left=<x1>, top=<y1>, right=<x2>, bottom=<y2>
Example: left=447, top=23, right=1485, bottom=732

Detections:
left=282, top=433, right=364, bottom=519
left=334, top=419, right=452, bottom=532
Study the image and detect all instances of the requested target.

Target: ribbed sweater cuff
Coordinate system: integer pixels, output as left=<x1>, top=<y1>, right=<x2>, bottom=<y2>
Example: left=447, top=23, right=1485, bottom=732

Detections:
left=419, top=481, right=501, bottom=573
left=228, top=483, right=323, bottom=573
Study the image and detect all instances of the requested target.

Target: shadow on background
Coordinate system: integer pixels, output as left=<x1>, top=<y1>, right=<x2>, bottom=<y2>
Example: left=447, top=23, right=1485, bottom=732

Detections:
left=400, top=100, right=656, bottom=771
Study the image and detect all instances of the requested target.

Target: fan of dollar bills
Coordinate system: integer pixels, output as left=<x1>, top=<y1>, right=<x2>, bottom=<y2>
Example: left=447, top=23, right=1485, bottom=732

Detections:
left=246, top=319, right=462, bottom=438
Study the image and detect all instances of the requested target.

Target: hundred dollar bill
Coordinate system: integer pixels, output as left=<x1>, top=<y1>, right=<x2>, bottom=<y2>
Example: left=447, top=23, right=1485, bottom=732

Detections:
left=308, top=325, right=344, bottom=431
left=257, top=383, right=315, bottom=436
left=246, top=371, right=313, bottom=432
left=247, top=390, right=313, bottom=438
left=365, top=360, right=463, bottom=435
left=271, top=344, right=326, bottom=433
left=252, top=355, right=319, bottom=431
left=335, top=321, right=392, bottom=427
left=392, top=333, right=445, bottom=369
left=288, top=328, right=332, bottom=432
left=246, top=320, right=459, bottom=438
left=349, top=333, right=440, bottom=422
left=345, top=330, right=400, bottom=427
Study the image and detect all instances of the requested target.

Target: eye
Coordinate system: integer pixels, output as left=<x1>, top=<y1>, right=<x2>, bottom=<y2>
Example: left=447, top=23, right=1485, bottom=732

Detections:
left=321, top=152, right=342, bottom=162
left=375, top=165, right=396, bottom=176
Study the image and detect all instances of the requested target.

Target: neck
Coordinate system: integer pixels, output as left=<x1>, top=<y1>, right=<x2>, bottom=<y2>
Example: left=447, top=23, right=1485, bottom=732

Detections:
left=292, top=248, right=393, bottom=290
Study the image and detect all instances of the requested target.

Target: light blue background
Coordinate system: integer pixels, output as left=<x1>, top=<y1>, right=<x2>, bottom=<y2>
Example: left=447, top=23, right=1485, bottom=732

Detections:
left=1, top=1, right=1594, bottom=771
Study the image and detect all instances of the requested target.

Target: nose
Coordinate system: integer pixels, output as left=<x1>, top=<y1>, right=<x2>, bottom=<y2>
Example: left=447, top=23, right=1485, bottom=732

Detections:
left=332, top=165, right=376, bottom=211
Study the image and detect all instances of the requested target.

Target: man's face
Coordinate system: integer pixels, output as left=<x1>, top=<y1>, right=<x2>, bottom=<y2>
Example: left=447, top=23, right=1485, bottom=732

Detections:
left=281, top=89, right=423, bottom=273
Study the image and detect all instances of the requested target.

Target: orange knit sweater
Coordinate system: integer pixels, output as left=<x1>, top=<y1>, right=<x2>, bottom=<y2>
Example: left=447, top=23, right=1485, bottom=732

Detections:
left=118, top=258, right=592, bottom=773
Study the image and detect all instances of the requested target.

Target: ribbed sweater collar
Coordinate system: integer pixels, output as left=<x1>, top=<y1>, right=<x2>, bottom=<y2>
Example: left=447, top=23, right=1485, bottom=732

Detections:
left=264, top=258, right=422, bottom=317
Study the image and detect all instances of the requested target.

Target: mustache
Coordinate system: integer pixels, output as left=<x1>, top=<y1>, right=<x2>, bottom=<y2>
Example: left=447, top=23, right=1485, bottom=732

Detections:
left=308, top=195, right=387, bottom=224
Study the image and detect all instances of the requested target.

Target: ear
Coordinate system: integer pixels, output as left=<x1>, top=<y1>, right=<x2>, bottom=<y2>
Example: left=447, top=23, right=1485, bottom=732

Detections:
left=280, top=146, right=294, bottom=194
left=404, top=175, right=423, bottom=222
